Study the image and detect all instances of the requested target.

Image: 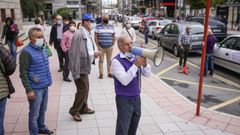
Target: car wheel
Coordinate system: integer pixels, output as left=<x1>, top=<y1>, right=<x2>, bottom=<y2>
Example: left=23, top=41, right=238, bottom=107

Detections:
left=173, top=45, right=179, bottom=57
left=158, top=39, right=162, bottom=47
left=152, top=32, right=156, bottom=40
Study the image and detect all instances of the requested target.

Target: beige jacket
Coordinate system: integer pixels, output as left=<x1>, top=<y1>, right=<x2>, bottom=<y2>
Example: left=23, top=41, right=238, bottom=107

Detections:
left=68, top=27, right=91, bottom=80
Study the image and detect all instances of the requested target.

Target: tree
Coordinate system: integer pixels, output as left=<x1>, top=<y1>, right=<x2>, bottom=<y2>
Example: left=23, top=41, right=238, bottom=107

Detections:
left=189, top=0, right=206, bottom=9
left=20, top=0, right=45, bottom=21
left=56, top=8, right=72, bottom=20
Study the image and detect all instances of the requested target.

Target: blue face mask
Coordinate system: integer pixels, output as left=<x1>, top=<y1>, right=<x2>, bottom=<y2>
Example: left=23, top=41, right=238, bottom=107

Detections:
left=35, top=38, right=44, bottom=48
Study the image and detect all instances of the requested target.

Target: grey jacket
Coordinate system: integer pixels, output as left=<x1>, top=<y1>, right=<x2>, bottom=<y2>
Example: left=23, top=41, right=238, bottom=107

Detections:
left=68, top=27, right=91, bottom=80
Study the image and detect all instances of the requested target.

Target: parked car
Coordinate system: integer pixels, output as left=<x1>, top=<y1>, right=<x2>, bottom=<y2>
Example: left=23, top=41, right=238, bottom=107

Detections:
left=189, top=17, right=227, bottom=41
left=214, top=35, right=240, bottom=74
left=157, top=21, right=204, bottom=56
left=148, top=19, right=172, bottom=39
left=139, top=17, right=157, bottom=33
left=126, top=16, right=142, bottom=29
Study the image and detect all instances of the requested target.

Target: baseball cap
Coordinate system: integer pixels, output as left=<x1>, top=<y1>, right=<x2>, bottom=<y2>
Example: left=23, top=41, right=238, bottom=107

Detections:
left=82, top=13, right=94, bottom=21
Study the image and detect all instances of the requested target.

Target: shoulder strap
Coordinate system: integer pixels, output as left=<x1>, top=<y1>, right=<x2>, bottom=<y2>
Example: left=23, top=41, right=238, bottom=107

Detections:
left=126, top=28, right=132, bottom=40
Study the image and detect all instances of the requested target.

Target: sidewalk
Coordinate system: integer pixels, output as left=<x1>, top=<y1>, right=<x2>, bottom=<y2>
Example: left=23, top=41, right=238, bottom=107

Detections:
left=3, top=23, right=240, bottom=135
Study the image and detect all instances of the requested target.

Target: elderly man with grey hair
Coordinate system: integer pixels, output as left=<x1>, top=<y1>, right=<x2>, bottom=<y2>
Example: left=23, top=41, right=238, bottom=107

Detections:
left=19, top=27, right=54, bottom=135
left=178, top=26, right=192, bottom=72
left=49, top=15, right=69, bottom=73
left=110, top=35, right=151, bottom=135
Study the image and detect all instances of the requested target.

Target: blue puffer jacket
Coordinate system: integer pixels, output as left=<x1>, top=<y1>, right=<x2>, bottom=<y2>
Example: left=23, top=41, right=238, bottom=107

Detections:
left=23, top=44, right=52, bottom=89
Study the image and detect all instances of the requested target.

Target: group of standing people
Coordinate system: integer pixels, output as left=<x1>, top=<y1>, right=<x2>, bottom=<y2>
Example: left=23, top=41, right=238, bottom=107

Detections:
left=0, top=13, right=154, bottom=135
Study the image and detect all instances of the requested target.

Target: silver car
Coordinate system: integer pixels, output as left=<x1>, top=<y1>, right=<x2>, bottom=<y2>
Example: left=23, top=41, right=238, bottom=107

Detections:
left=148, top=19, right=172, bottom=39
left=157, top=22, right=204, bottom=56
left=214, top=35, right=240, bottom=74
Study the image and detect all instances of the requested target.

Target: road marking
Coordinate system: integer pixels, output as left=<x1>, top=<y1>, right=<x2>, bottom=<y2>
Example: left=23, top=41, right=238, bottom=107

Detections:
left=208, top=96, right=240, bottom=111
left=163, top=57, right=177, bottom=61
left=159, top=76, right=240, bottom=93
left=157, top=63, right=178, bottom=76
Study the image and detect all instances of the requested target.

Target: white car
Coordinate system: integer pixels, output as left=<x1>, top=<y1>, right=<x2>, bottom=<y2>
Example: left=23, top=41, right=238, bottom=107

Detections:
left=148, top=19, right=172, bottom=39
left=126, top=16, right=142, bottom=29
left=214, top=35, right=240, bottom=74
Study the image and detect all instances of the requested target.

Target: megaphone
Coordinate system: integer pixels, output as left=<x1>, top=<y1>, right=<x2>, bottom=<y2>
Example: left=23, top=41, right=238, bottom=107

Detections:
left=132, top=46, right=164, bottom=67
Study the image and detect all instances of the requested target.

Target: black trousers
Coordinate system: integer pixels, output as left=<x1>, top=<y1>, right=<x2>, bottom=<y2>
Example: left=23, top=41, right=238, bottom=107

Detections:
left=63, top=51, right=70, bottom=79
left=54, top=40, right=64, bottom=70
left=179, top=45, right=190, bottom=67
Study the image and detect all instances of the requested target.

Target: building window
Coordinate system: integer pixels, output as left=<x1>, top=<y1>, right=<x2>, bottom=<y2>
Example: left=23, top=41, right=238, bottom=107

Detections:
left=11, top=9, right=15, bottom=19
left=67, top=1, right=79, bottom=5
left=1, top=9, right=6, bottom=22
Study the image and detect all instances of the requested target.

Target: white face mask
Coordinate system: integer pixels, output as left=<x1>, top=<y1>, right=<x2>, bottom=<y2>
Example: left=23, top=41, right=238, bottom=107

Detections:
left=124, top=52, right=133, bottom=59
left=35, top=38, right=44, bottom=48
left=69, top=26, right=76, bottom=32
left=90, top=23, right=96, bottom=30
left=57, top=20, right=62, bottom=25
left=126, top=24, right=131, bottom=29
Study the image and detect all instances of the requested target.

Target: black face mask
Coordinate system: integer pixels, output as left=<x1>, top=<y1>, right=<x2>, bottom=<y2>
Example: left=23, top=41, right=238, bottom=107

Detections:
left=103, top=20, right=109, bottom=24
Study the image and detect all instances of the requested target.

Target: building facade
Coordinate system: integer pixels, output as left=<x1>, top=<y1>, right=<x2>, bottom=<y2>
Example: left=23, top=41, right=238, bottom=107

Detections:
left=0, top=0, right=23, bottom=32
left=44, top=0, right=99, bottom=19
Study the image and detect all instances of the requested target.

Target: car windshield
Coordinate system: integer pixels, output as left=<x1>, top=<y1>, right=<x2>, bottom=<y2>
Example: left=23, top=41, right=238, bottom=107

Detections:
left=209, top=19, right=225, bottom=26
left=181, top=25, right=204, bottom=34
left=131, top=17, right=140, bottom=21
left=158, top=21, right=170, bottom=26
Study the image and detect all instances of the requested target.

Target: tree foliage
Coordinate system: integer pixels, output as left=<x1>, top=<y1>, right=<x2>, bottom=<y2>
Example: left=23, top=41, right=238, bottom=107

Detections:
left=189, top=0, right=229, bottom=9
left=189, top=0, right=206, bottom=9
left=20, top=0, right=45, bottom=19
left=56, top=8, right=72, bottom=20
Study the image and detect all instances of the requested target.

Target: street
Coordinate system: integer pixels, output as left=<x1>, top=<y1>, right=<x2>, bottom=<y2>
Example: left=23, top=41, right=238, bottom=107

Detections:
left=135, top=30, right=240, bottom=116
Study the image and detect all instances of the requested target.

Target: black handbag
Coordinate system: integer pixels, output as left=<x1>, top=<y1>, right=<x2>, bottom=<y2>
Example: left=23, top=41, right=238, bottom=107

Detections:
left=5, top=75, right=15, bottom=98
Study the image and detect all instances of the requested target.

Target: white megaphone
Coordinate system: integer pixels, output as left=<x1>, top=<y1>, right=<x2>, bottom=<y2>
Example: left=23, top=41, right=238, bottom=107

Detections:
left=132, top=46, right=164, bottom=67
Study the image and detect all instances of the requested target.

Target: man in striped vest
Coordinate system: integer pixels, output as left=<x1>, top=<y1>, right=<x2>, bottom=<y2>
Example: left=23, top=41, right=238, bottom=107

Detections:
left=95, top=15, right=115, bottom=79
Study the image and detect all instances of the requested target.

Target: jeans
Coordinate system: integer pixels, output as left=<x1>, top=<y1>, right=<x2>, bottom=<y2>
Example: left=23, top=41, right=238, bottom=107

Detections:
left=28, top=88, right=48, bottom=135
left=144, top=33, right=148, bottom=44
left=0, top=97, right=7, bottom=135
left=7, top=40, right=17, bottom=60
left=204, top=53, right=214, bottom=76
left=116, top=96, right=141, bottom=135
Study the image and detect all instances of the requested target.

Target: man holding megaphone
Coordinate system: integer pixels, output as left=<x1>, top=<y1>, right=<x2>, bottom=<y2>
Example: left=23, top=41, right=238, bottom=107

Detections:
left=110, top=36, right=152, bottom=135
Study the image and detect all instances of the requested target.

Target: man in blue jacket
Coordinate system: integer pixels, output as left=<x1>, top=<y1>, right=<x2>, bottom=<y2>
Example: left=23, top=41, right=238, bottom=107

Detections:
left=19, top=27, right=53, bottom=135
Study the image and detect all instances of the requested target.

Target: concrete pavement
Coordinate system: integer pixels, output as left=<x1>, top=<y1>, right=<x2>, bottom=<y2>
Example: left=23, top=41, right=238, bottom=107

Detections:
left=3, top=23, right=240, bottom=135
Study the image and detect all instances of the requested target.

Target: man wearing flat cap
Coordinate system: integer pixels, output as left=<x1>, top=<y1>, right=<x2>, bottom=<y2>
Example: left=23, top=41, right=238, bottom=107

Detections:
left=68, top=13, right=101, bottom=122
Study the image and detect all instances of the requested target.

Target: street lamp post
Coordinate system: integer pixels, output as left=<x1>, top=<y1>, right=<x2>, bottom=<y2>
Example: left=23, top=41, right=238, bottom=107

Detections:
left=122, top=0, right=125, bottom=28
left=78, top=0, right=82, bottom=19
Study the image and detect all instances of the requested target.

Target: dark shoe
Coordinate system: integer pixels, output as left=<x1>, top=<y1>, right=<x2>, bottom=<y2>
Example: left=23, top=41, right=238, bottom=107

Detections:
left=99, top=74, right=103, bottom=79
left=38, top=128, right=54, bottom=134
left=70, top=113, right=82, bottom=122
left=58, top=68, right=63, bottom=72
left=63, top=77, right=72, bottom=82
left=108, top=74, right=114, bottom=78
left=80, top=108, right=95, bottom=114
